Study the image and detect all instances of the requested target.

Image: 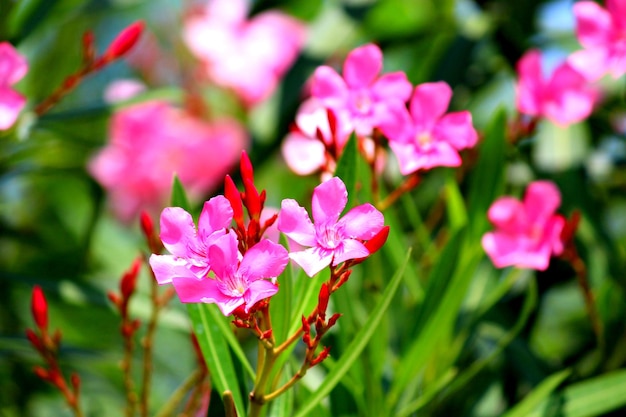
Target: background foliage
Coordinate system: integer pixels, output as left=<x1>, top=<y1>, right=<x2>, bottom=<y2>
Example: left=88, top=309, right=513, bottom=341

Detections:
left=1, top=0, right=626, bottom=416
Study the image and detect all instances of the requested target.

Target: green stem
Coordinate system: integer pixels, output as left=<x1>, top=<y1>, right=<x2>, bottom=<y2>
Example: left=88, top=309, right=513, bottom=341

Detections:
left=153, top=369, right=205, bottom=417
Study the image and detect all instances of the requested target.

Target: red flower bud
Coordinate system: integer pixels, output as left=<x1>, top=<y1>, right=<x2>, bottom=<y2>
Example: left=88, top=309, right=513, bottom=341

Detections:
left=140, top=210, right=154, bottom=240
left=107, top=291, right=121, bottom=307
left=104, top=21, right=144, bottom=60
left=317, top=282, right=329, bottom=321
left=225, top=175, right=244, bottom=229
left=243, top=178, right=262, bottom=221
left=310, top=346, right=331, bottom=367
left=25, top=329, right=42, bottom=351
left=120, top=257, right=142, bottom=301
left=31, top=286, right=48, bottom=332
left=364, top=226, right=390, bottom=256
left=33, top=366, right=49, bottom=381
left=240, top=151, right=254, bottom=183
left=327, top=313, right=342, bottom=328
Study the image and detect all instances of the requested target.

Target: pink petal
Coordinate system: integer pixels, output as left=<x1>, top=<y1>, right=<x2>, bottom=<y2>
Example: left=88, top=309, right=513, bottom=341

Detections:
left=516, top=50, right=544, bottom=116
left=0, top=87, right=25, bottom=130
left=433, top=111, right=478, bottom=150
left=548, top=215, right=566, bottom=256
left=311, top=177, right=348, bottom=225
left=0, top=42, right=28, bottom=85
left=573, top=1, right=614, bottom=48
left=378, top=100, right=413, bottom=143
left=487, top=197, right=527, bottom=233
left=171, top=276, right=219, bottom=303
left=198, top=195, right=233, bottom=238
left=289, top=247, right=333, bottom=277
left=337, top=203, right=384, bottom=240
left=278, top=199, right=317, bottom=246
left=371, top=72, right=413, bottom=102
left=567, top=48, right=610, bottom=82
left=281, top=132, right=326, bottom=175
left=239, top=239, right=289, bottom=281
left=389, top=140, right=461, bottom=174
left=159, top=207, right=199, bottom=258
left=608, top=0, right=626, bottom=31
left=149, top=254, right=197, bottom=284
left=523, top=180, right=561, bottom=225
left=410, top=82, right=452, bottom=132
left=244, top=280, right=279, bottom=311
left=343, top=43, right=383, bottom=89
left=208, top=231, right=240, bottom=279
left=312, top=66, right=349, bottom=108
left=332, top=239, right=370, bottom=265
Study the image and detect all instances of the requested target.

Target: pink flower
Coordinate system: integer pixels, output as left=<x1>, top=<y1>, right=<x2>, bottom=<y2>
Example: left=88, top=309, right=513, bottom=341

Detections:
left=516, top=50, right=597, bottom=126
left=482, top=181, right=566, bottom=271
left=168, top=231, right=289, bottom=316
left=149, top=195, right=233, bottom=284
left=311, top=43, right=412, bottom=138
left=278, top=177, right=385, bottom=277
left=570, top=0, right=626, bottom=81
left=0, top=42, right=28, bottom=130
left=385, top=82, right=478, bottom=175
left=183, top=0, right=306, bottom=106
left=103, top=79, right=146, bottom=103
left=89, top=101, right=248, bottom=222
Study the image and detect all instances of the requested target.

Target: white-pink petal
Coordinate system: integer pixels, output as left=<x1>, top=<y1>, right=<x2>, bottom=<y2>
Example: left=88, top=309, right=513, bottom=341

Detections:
left=338, top=203, right=384, bottom=240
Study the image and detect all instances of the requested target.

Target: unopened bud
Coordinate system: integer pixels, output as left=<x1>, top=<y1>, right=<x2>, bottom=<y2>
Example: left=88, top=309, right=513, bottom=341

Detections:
left=327, top=313, right=342, bottom=328
left=120, top=257, right=142, bottom=301
left=31, top=286, right=48, bottom=331
left=243, top=178, right=262, bottom=221
left=107, top=291, right=121, bottom=307
left=240, top=151, right=254, bottom=183
left=104, top=21, right=144, bottom=60
left=140, top=210, right=154, bottom=240
left=25, top=329, right=42, bottom=351
left=317, top=283, right=329, bottom=321
left=310, top=346, right=331, bottom=367
left=225, top=175, right=244, bottom=229
left=33, top=366, right=49, bottom=381
left=364, top=226, right=390, bottom=256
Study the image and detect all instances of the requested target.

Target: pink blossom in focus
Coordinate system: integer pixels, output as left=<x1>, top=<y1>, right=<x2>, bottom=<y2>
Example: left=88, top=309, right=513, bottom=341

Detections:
left=183, top=0, right=306, bottom=105
left=482, top=181, right=566, bottom=271
left=278, top=177, right=385, bottom=277
left=570, top=0, right=626, bottom=81
left=0, top=42, right=28, bottom=130
left=516, top=50, right=597, bottom=126
left=149, top=196, right=233, bottom=284
left=169, top=230, right=289, bottom=316
left=311, top=43, right=412, bottom=138
left=385, top=82, right=478, bottom=175
left=89, top=101, right=248, bottom=222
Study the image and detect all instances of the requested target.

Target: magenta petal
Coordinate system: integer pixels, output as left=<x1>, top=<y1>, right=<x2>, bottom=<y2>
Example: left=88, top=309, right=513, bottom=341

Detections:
left=208, top=231, right=240, bottom=279
left=410, top=82, right=452, bottom=131
left=278, top=199, right=317, bottom=246
left=378, top=100, right=413, bottom=143
left=568, top=48, right=609, bottom=82
left=516, top=50, right=544, bottom=116
left=338, top=203, right=384, bottom=240
left=311, top=177, right=348, bottom=225
left=239, top=239, right=289, bottom=281
left=149, top=254, right=198, bottom=284
left=0, top=87, right=26, bottom=130
left=332, top=239, right=369, bottom=265
left=244, top=280, right=279, bottom=311
left=281, top=132, right=326, bottom=175
left=343, top=43, right=382, bottom=89
left=371, top=72, right=412, bottom=102
left=487, top=197, right=526, bottom=233
left=198, top=195, right=233, bottom=238
left=573, top=1, right=613, bottom=48
left=0, top=42, right=28, bottom=84
left=290, top=247, right=333, bottom=278
left=523, top=181, right=561, bottom=224
left=171, top=276, right=216, bottom=302
left=159, top=207, right=199, bottom=257
left=312, top=66, right=348, bottom=108
left=433, top=111, right=478, bottom=150
left=608, top=0, right=626, bottom=31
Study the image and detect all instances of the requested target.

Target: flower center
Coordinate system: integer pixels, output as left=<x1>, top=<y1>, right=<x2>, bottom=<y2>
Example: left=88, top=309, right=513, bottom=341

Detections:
left=318, top=226, right=342, bottom=249
left=416, top=132, right=432, bottom=148
left=352, top=91, right=373, bottom=115
left=219, top=273, right=247, bottom=297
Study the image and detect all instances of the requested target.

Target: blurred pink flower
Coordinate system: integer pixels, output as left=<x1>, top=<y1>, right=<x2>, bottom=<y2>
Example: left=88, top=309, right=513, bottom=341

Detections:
left=103, top=79, right=146, bottom=103
left=170, top=230, right=288, bottom=316
left=570, top=0, right=626, bottom=81
left=516, top=50, right=597, bottom=126
left=311, top=43, right=412, bottom=138
left=482, top=181, right=565, bottom=271
left=183, top=0, right=306, bottom=106
left=89, top=100, right=248, bottom=222
left=149, top=196, right=233, bottom=284
left=385, top=82, right=478, bottom=175
left=0, top=42, right=28, bottom=130
left=278, top=177, right=384, bottom=277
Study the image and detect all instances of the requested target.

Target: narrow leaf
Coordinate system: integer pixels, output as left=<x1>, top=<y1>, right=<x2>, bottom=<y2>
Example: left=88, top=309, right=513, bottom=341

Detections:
left=170, top=174, right=191, bottom=210
left=503, top=369, right=571, bottom=417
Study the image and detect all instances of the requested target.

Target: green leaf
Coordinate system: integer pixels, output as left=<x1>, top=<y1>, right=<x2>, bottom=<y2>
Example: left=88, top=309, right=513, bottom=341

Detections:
left=186, top=303, right=246, bottom=417
left=170, top=175, right=191, bottom=210
left=334, top=131, right=358, bottom=207
left=444, top=170, right=468, bottom=231
left=503, top=369, right=571, bottom=417
left=293, top=248, right=412, bottom=417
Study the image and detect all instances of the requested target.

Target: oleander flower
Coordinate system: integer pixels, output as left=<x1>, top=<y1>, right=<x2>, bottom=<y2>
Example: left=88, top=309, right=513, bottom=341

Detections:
left=0, top=42, right=28, bottom=130
left=278, top=177, right=385, bottom=277
left=89, top=100, right=248, bottom=222
left=385, top=81, right=478, bottom=174
left=183, top=0, right=306, bottom=105
left=516, top=50, right=597, bottom=126
left=149, top=195, right=233, bottom=284
left=482, top=180, right=565, bottom=271
left=570, top=0, right=626, bottom=81
left=168, top=230, right=289, bottom=316
left=311, top=43, right=412, bottom=138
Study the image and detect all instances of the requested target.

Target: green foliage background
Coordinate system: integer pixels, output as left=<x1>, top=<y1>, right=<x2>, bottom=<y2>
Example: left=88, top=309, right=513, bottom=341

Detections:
left=1, top=0, right=626, bottom=416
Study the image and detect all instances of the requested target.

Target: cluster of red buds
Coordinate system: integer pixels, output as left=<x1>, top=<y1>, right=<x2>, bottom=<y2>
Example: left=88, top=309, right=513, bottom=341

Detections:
left=225, top=151, right=277, bottom=254
left=26, top=287, right=85, bottom=417
left=34, top=21, right=145, bottom=116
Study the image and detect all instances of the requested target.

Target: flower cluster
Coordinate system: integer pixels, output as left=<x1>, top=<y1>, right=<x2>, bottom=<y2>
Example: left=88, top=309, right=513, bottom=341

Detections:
left=89, top=101, right=248, bottom=222
left=183, top=0, right=306, bottom=106
left=282, top=43, right=479, bottom=178
left=0, top=42, right=28, bottom=130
